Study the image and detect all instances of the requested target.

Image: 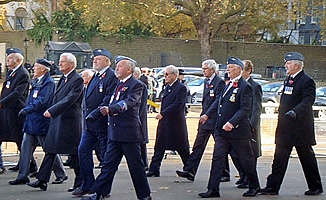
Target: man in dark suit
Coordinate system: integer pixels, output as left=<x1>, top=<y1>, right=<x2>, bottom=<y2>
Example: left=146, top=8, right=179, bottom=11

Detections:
left=72, top=48, right=118, bottom=197
left=199, top=57, right=260, bottom=198
left=27, top=53, right=84, bottom=191
left=231, top=60, right=263, bottom=188
left=147, top=65, right=189, bottom=177
left=84, top=56, right=151, bottom=200
left=260, top=52, right=323, bottom=196
left=0, top=48, right=31, bottom=173
left=9, top=58, right=67, bottom=185
left=176, top=59, right=225, bottom=181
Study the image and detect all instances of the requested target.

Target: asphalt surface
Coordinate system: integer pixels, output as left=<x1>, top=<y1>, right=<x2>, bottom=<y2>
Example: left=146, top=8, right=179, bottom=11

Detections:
left=0, top=149, right=325, bottom=200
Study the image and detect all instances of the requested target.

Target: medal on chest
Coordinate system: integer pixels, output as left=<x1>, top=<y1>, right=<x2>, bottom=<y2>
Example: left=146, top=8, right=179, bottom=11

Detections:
left=284, top=86, right=293, bottom=95
left=229, top=94, right=236, bottom=102
left=99, top=82, right=103, bottom=93
left=210, top=89, right=214, bottom=97
left=5, top=81, right=11, bottom=89
left=33, top=90, right=39, bottom=98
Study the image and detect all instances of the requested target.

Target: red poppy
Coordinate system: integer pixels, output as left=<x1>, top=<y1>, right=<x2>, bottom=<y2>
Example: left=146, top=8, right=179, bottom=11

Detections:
left=209, top=85, right=213, bottom=88
left=101, top=73, right=106, bottom=79
left=232, top=82, right=238, bottom=88
left=65, top=78, right=68, bottom=83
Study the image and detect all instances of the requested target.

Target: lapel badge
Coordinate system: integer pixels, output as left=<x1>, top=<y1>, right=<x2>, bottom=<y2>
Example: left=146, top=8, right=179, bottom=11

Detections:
left=6, top=81, right=11, bottom=89
left=233, top=88, right=239, bottom=93
left=209, top=85, right=213, bottom=88
left=121, top=87, right=128, bottom=92
left=229, top=94, right=236, bottom=102
left=33, top=90, right=39, bottom=98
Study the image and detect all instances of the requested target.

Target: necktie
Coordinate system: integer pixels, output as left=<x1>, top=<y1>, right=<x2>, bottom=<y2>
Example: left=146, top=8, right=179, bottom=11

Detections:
left=6, top=70, right=12, bottom=79
left=205, top=78, right=209, bottom=88
left=59, top=76, right=66, bottom=87
left=223, top=82, right=231, bottom=96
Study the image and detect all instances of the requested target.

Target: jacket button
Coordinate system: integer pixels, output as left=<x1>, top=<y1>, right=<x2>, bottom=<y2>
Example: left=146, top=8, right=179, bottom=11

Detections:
left=219, top=114, right=222, bottom=117
left=107, top=122, right=110, bottom=125
left=220, top=105, right=222, bottom=108
left=113, top=124, right=116, bottom=126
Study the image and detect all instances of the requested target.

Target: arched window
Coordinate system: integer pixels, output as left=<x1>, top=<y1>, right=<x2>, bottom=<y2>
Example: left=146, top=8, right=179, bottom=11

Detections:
left=15, top=7, right=27, bottom=30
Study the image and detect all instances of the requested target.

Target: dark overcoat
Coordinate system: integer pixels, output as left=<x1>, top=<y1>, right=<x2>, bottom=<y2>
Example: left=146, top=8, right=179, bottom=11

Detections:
left=275, top=70, right=316, bottom=146
left=22, top=72, right=55, bottom=135
left=201, top=75, right=225, bottom=131
left=107, top=76, right=144, bottom=142
left=139, top=82, right=149, bottom=144
left=0, top=66, right=29, bottom=143
left=215, top=77, right=253, bottom=139
left=155, top=80, right=189, bottom=150
left=84, top=67, right=118, bottom=133
left=44, top=70, right=84, bottom=154
left=248, top=77, right=263, bottom=157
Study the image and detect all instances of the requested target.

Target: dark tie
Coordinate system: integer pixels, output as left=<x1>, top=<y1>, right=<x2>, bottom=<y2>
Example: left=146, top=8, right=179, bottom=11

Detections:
left=6, top=70, right=13, bottom=79
left=223, top=82, right=231, bottom=95
left=205, top=78, right=209, bottom=88
left=59, top=76, right=66, bottom=87
left=288, top=76, right=294, bottom=85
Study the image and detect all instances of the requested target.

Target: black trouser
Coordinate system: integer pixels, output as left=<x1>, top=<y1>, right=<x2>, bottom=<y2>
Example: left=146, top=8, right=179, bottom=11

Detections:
left=208, top=135, right=259, bottom=191
left=184, top=128, right=229, bottom=178
left=37, top=153, right=82, bottom=188
left=266, top=145, right=323, bottom=192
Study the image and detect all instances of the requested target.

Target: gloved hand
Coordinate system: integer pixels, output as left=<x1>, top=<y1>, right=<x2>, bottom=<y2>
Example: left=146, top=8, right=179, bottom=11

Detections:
left=85, top=115, right=95, bottom=122
left=18, top=109, right=27, bottom=118
left=285, top=110, right=296, bottom=120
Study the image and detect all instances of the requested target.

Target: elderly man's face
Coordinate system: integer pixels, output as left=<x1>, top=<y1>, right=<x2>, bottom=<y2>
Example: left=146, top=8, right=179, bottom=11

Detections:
left=82, top=72, right=93, bottom=86
left=59, top=56, right=74, bottom=74
left=115, top=60, right=132, bottom=80
left=285, top=60, right=299, bottom=75
left=202, top=63, right=215, bottom=78
left=227, top=64, right=241, bottom=80
left=33, top=63, right=46, bottom=78
left=93, top=55, right=110, bottom=72
left=7, top=53, right=19, bottom=69
left=164, top=67, right=177, bottom=84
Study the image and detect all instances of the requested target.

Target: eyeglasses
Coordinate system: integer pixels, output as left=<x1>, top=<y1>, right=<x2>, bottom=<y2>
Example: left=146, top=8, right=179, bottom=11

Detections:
left=202, top=68, right=209, bottom=70
left=164, top=73, right=172, bottom=76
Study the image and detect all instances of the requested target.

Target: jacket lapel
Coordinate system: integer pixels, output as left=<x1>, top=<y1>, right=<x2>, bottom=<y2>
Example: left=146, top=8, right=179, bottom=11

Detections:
left=55, top=70, right=76, bottom=94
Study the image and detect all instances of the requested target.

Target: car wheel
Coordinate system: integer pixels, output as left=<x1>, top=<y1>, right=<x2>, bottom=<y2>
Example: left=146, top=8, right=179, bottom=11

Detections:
left=265, top=101, right=275, bottom=114
left=191, top=93, right=198, bottom=104
left=318, top=110, right=326, bottom=119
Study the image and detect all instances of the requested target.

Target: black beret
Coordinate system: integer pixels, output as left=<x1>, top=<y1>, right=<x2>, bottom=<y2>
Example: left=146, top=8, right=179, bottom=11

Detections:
left=284, top=52, right=304, bottom=62
left=227, top=56, right=243, bottom=69
left=36, top=58, right=52, bottom=69
left=93, top=48, right=112, bottom=60
left=6, top=48, right=23, bottom=56
left=115, top=55, right=137, bottom=65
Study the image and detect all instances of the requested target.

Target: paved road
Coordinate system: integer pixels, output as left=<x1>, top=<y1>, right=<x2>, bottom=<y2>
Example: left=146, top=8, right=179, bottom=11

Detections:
left=0, top=150, right=325, bottom=200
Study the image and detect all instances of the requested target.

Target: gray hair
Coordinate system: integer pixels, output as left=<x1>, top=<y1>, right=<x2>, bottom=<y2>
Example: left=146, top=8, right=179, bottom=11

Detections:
left=82, top=69, right=95, bottom=77
left=133, top=67, right=141, bottom=78
left=125, top=60, right=136, bottom=73
left=60, top=53, right=77, bottom=68
left=293, top=60, right=304, bottom=69
left=202, top=59, right=218, bottom=71
left=165, top=65, right=179, bottom=76
left=13, top=53, right=24, bottom=66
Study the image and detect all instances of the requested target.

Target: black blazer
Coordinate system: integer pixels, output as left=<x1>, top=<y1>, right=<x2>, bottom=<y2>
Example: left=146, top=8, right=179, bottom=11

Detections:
left=84, top=67, right=118, bottom=133
left=275, top=70, right=316, bottom=146
left=215, top=77, right=253, bottom=139
left=44, top=69, right=84, bottom=154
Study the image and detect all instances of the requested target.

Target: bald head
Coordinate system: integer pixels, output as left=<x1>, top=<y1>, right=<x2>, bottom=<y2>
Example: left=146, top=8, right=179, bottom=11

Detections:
left=82, top=69, right=95, bottom=86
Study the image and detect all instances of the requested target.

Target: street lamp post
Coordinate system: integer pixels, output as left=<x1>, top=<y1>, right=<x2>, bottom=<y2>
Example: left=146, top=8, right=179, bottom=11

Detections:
left=23, top=37, right=29, bottom=62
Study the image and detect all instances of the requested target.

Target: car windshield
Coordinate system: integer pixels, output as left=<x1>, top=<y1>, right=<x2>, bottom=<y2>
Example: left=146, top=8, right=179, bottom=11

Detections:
left=187, top=78, right=204, bottom=86
left=262, top=83, right=282, bottom=92
left=316, top=87, right=326, bottom=97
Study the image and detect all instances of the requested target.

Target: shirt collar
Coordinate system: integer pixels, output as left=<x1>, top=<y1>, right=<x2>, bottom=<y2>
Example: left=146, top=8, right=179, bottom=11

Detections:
left=230, top=74, right=242, bottom=83
left=37, top=75, right=45, bottom=82
left=207, top=73, right=216, bottom=84
left=98, top=66, right=109, bottom=76
left=64, top=68, right=74, bottom=77
left=121, top=74, right=132, bottom=83
left=291, top=69, right=302, bottom=79
left=11, top=64, right=21, bottom=73
left=168, top=78, right=178, bottom=86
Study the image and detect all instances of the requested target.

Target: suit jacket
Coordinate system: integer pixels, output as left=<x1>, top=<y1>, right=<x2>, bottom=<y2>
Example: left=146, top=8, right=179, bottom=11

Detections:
left=215, top=77, right=252, bottom=139
left=107, top=76, right=144, bottom=143
left=22, top=72, right=55, bottom=135
left=84, top=67, right=118, bottom=133
left=44, top=70, right=84, bottom=154
left=275, top=70, right=316, bottom=146
left=155, top=79, right=189, bottom=150
left=248, top=77, right=262, bottom=157
left=0, top=66, right=29, bottom=143
left=201, top=75, right=225, bottom=130
left=139, top=82, right=149, bottom=144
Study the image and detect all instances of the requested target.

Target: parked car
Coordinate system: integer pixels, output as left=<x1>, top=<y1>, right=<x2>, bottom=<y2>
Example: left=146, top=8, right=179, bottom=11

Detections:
left=187, top=77, right=206, bottom=103
left=262, top=82, right=283, bottom=114
left=314, top=86, right=326, bottom=119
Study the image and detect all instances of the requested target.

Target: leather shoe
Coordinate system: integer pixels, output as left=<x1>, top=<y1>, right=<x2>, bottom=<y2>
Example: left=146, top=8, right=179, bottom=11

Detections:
left=52, top=175, right=68, bottom=184
left=220, top=176, right=230, bottom=182
left=81, top=193, right=109, bottom=200
left=30, top=171, right=38, bottom=178
left=259, top=187, right=278, bottom=195
left=72, top=188, right=94, bottom=197
left=237, top=182, right=249, bottom=189
left=9, top=179, right=30, bottom=185
left=243, top=187, right=260, bottom=197
left=235, top=178, right=243, bottom=185
left=176, top=170, right=194, bottom=181
left=139, top=196, right=152, bottom=200
left=304, top=189, right=323, bottom=195
left=68, top=186, right=78, bottom=192
left=8, top=165, right=19, bottom=171
left=198, top=189, right=220, bottom=198
left=27, top=180, right=48, bottom=191
left=0, top=168, right=5, bottom=174
left=146, top=171, right=160, bottom=177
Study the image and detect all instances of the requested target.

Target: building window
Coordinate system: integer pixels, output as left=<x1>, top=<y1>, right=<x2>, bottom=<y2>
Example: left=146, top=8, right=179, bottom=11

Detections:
left=299, top=35, right=305, bottom=44
left=300, top=15, right=306, bottom=24
left=15, top=17, right=24, bottom=30
left=311, top=4, right=317, bottom=24
left=322, top=38, right=326, bottom=46
left=310, top=35, right=316, bottom=45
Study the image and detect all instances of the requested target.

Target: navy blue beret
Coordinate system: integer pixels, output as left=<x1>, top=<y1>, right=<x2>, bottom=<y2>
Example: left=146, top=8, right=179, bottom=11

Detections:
left=284, top=52, right=304, bottom=62
left=115, top=55, right=137, bottom=65
left=227, top=57, right=243, bottom=69
left=36, top=58, right=52, bottom=68
left=93, top=48, right=112, bottom=60
left=6, top=48, right=23, bottom=56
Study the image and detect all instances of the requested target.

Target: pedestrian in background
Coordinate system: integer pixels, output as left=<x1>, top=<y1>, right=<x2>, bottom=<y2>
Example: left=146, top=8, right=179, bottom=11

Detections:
left=260, top=52, right=323, bottom=196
